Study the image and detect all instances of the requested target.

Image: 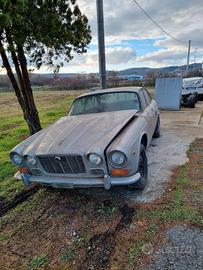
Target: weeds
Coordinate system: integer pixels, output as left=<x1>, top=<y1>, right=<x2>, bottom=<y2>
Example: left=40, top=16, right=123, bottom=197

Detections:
left=96, top=200, right=118, bottom=216
left=147, top=223, right=157, bottom=239
left=28, top=255, right=48, bottom=270
left=73, top=235, right=88, bottom=247
left=0, top=233, right=9, bottom=242
left=128, top=240, right=144, bottom=265
left=60, top=247, right=76, bottom=263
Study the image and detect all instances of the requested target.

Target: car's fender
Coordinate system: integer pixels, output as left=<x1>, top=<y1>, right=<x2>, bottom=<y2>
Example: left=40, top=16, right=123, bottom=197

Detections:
left=106, top=115, right=149, bottom=175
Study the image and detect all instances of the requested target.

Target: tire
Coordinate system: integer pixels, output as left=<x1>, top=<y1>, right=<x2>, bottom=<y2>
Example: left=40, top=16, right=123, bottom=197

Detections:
left=194, top=92, right=198, bottom=103
left=187, top=95, right=196, bottom=108
left=129, top=144, right=148, bottom=190
left=153, top=116, right=160, bottom=138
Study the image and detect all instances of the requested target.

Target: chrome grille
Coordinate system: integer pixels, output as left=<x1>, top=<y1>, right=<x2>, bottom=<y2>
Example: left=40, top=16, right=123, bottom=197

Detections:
left=38, top=155, right=86, bottom=174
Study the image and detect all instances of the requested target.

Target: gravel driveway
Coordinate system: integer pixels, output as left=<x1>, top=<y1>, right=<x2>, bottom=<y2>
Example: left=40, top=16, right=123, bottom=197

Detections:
left=145, top=225, right=203, bottom=270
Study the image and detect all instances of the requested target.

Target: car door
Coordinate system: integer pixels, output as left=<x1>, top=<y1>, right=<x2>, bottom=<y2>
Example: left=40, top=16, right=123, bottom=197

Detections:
left=140, top=89, right=157, bottom=141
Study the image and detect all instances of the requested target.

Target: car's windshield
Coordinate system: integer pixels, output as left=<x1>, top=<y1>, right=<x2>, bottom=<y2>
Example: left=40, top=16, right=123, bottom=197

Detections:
left=183, top=78, right=202, bottom=87
left=70, top=92, right=140, bottom=116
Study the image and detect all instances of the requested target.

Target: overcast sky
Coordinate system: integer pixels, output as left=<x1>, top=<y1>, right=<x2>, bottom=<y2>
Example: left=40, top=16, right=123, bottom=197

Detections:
left=57, top=0, right=203, bottom=74
left=2, top=0, right=203, bottom=74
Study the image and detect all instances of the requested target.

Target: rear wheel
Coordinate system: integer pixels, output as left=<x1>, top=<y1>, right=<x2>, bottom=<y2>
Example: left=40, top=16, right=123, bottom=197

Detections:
left=187, top=94, right=196, bottom=108
left=153, top=116, right=160, bottom=138
left=129, top=144, right=148, bottom=190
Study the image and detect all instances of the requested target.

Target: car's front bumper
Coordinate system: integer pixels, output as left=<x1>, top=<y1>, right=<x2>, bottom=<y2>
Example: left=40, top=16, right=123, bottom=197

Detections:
left=14, top=171, right=141, bottom=190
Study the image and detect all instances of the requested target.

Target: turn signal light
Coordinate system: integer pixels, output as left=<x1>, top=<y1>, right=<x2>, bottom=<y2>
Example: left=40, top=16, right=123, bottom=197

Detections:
left=111, top=169, right=129, bottom=177
left=19, top=167, right=29, bottom=174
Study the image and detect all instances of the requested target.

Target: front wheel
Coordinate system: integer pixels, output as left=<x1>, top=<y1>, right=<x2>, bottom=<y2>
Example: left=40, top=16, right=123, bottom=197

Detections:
left=129, top=144, right=148, bottom=190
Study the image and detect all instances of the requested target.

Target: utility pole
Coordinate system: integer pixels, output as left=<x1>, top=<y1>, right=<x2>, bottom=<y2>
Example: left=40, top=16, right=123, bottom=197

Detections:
left=96, top=0, right=107, bottom=89
left=186, top=40, right=191, bottom=76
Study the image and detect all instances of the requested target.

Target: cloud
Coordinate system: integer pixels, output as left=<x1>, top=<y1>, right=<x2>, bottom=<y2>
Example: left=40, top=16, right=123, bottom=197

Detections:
left=105, top=47, right=136, bottom=65
left=78, top=0, right=203, bottom=43
left=65, top=47, right=136, bottom=71
left=137, top=49, right=187, bottom=66
left=73, top=0, right=203, bottom=71
left=136, top=46, right=203, bottom=67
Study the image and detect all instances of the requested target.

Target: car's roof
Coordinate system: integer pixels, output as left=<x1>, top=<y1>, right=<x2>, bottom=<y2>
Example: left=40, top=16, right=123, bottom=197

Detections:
left=183, top=77, right=202, bottom=82
left=76, top=87, right=143, bottom=99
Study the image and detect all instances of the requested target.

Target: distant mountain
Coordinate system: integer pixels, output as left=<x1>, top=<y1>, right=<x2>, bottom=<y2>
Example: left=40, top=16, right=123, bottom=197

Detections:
left=29, top=73, right=76, bottom=79
left=0, top=63, right=201, bottom=81
left=117, top=63, right=202, bottom=77
left=118, top=67, right=155, bottom=76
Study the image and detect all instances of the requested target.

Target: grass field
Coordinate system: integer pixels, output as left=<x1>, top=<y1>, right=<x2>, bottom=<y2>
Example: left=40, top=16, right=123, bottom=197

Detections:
left=0, top=90, right=84, bottom=200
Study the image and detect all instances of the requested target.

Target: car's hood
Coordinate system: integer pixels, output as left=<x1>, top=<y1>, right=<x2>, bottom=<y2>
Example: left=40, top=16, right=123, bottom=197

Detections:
left=21, top=110, right=138, bottom=156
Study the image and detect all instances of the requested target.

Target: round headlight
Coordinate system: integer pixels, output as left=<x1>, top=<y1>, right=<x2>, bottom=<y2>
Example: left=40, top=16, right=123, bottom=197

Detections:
left=26, top=155, right=37, bottom=166
left=12, top=153, right=23, bottom=166
left=110, top=151, right=127, bottom=167
left=88, top=153, right=102, bottom=165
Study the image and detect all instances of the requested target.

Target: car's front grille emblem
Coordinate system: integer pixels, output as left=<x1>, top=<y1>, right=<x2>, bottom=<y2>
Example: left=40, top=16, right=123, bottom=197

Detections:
left=55, top=156, right=61, bottom=162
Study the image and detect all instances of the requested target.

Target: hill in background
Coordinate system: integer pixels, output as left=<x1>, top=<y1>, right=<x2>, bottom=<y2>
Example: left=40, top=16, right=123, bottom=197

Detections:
left=117, top=63, right=202, bottom=76
left=0, top=63, right=202, bottom=91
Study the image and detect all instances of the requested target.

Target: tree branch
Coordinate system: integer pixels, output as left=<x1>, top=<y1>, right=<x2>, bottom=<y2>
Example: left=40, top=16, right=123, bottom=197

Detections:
left=6, top=33, right=32, bottom=113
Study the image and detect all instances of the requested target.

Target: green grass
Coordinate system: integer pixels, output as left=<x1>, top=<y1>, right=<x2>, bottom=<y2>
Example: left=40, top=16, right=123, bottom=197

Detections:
left=147, top=223, right=157, bottom=240
left=96, top=200, right=118, bottom=216
left=147, top=206, right=202, bottom=224
left=28, top=255, right=48, bottom=270
left=73, top=234, right=88, bottom=247
left=60, top=247, right=76, bottom=263
left=0, top=91, right=80, bottom=200
left=136, top=165, right=200, bottom=230
left=128, top=240, right=144, bottom=265
left=145, top=166, right=203, bottom=225
left=0, top=233, right=9, bottom=242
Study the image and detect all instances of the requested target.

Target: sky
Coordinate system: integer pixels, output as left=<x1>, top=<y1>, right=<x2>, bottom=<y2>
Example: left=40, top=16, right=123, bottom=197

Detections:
left=56, top=0, right=203, bottom=74
left=1, top=0, right=203, bottom=74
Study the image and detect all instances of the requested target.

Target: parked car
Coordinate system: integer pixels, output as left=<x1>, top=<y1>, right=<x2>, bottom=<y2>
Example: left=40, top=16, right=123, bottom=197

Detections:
left=181, top=77, right=203, bottom=107
left=10, top=87, right=160, bottom=191
left=181, top=90, right=197, bottom=108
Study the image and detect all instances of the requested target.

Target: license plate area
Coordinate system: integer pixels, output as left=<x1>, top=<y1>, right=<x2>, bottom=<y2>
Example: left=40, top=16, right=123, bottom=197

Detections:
left=52, top=183, right=74, bottom=189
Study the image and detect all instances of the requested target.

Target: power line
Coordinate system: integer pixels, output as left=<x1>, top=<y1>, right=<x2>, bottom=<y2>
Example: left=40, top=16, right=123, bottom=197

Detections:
left=132, top=0, right=187, bottom=43
left=132, top=0, right=203, bottom=45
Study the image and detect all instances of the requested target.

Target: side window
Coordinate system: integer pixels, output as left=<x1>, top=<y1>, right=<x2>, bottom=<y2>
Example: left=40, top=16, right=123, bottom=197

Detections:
left=143, top=89, right=152, bottom=105
left=139, top=90, right=148, bottom=110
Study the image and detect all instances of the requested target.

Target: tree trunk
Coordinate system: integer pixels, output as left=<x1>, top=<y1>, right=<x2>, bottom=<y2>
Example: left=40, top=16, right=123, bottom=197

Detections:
left=17, top=46, right=41, bottom=135
left=0, top=40, right=41, bottom=135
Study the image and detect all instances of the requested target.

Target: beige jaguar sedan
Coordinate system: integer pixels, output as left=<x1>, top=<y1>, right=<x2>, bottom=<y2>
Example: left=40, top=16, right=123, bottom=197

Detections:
left=10, top=87, right=160, bottom=190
